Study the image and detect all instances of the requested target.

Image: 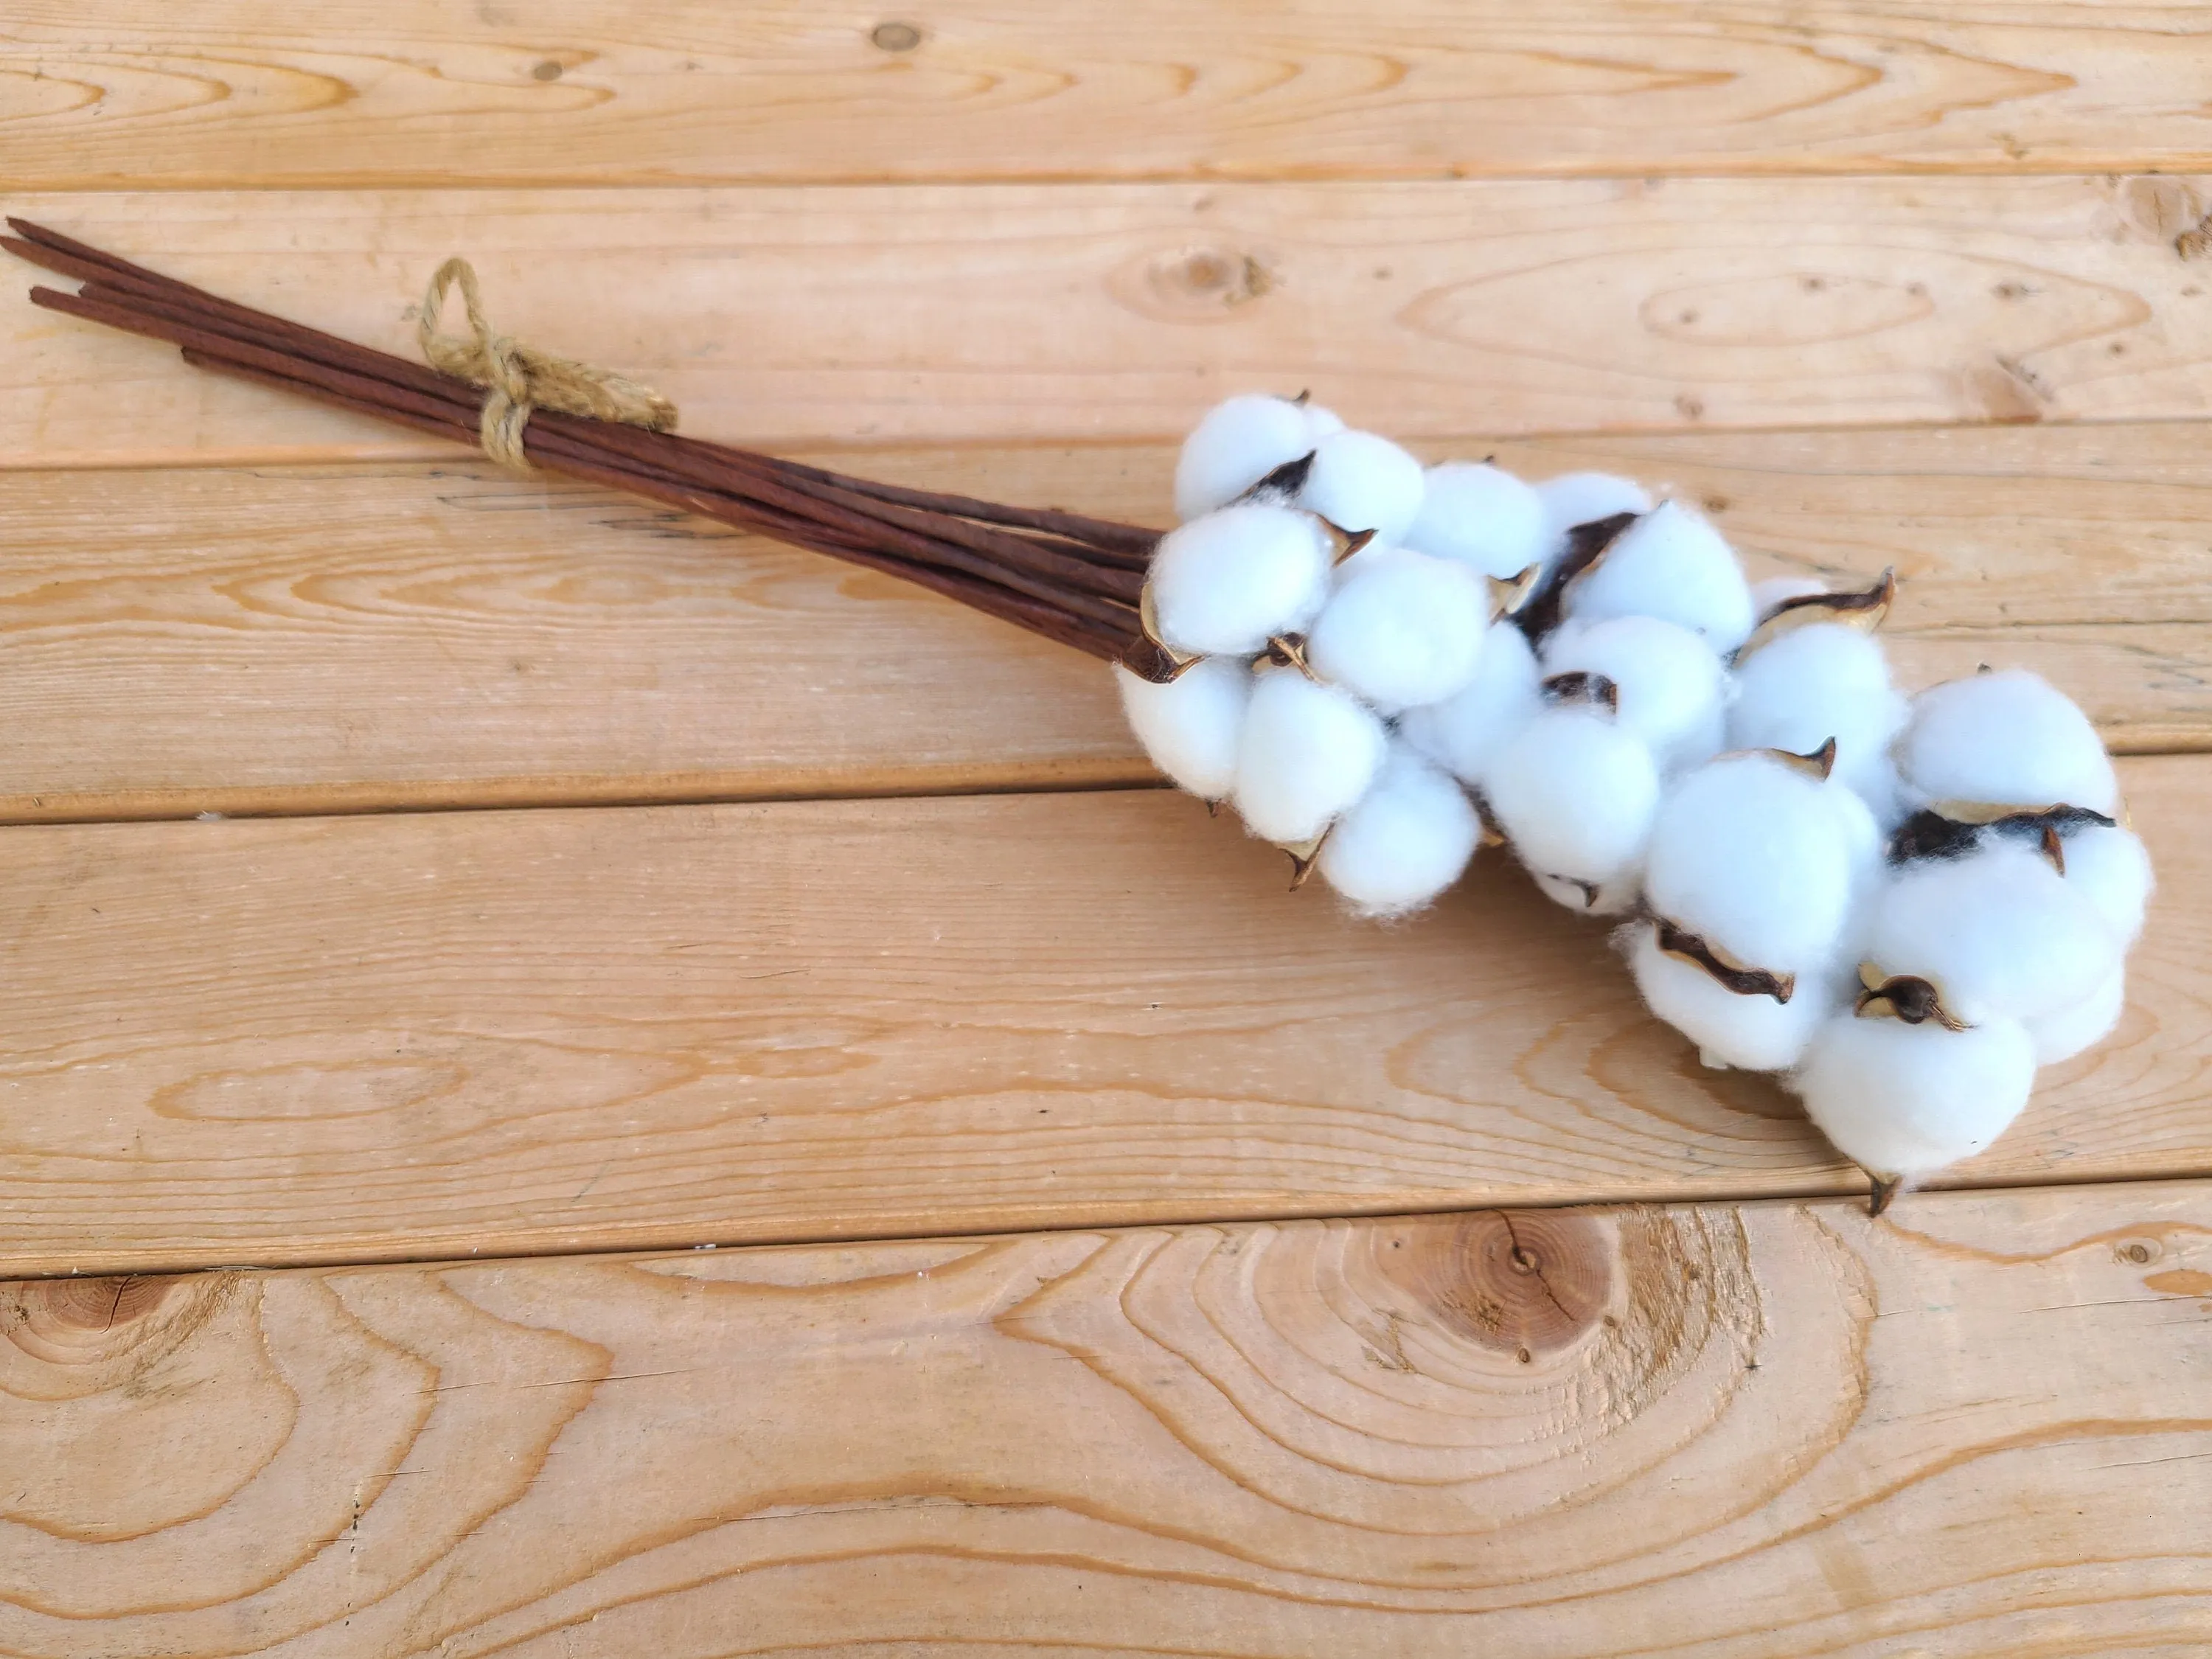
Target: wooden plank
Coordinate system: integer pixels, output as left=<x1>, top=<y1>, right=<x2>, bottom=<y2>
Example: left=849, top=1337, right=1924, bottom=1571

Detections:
left=5, top=1181, right=2209, bottom=1655
left=7, top=179, right=2212, bottom=465
left=1, top=756, right=2203, bottom=1278
left=1, top=420, right=2206, bottom=824
left=8, top=1, right=2212, bottom=188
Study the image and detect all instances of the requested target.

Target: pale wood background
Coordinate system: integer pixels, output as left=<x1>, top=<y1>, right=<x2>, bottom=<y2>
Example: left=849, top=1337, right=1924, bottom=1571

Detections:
left=2, top=4, right=2210, bottom=1653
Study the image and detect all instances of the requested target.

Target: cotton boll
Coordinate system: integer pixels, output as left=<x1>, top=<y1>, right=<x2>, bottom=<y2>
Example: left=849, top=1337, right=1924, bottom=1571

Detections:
left=1865, top=842, right=2121, bottom=1026
left=1486, top=706, right=1661, bottom=890
left=1794, top=1013, right=2037, bottom=1179
left=1303, top=403, right=1346, bottom=437
left=1173, top=394, right=1318, bottom=521
left=1628, top=923, right=1843, bottom=1071
left=1233, top=669, right=1388, bottom=846
left=1536, top=472, right=1652, bottom=538
left=1899, top=668, right=2118, bottom=814
left=1543, top=616, right=1727, bottom=773
left=1147, top=504, right=1332, bottom=657
left=1535, top=871, right=1643, bottom=915
left=1114, top=658, right=1251, bottom=801
left=1750, top=574, right=1829, bottom=617
left=1402, top=462, right=1550, bottom=579
left=1316, top=745, right=1481, bottom=917
left=1306, top=546, right=1489, bottom=714
left=1298, top=430, right=1427, bottom=542
left=1399, top=622, right=1543, bottom=786
left=1643, top=752, right=1860, bottom=978
left=2061, top=824, right=2154, bottom=943
left=1728, top=624, right=1910, bottom=817
left=2028, top=967, right=2126, bottom=1065
left=1561, top=501, right=1756, bottom=653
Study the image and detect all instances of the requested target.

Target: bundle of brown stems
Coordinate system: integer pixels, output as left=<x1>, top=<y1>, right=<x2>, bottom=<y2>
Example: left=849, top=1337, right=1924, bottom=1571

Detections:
left=2, top=219, right=1160, bottom=665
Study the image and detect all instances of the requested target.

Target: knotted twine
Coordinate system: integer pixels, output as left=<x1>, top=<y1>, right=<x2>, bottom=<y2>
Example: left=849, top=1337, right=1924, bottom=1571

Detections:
left=417, top=257, right=678, bottom=469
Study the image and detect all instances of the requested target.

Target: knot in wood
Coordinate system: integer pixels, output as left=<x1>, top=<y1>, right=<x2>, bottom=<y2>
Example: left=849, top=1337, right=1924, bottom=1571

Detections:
left=1375, top=1211, right=1611, bottom=1358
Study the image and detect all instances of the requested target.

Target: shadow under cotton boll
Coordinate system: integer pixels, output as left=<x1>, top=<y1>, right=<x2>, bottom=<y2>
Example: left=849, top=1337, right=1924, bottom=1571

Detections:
left=1115, top=657, right=1252, bottom=801
left=1147, top=503, right=1332, bottom=657
left=1307, top=546, right=1489, bottom=714
left=1899, top=668, right=2119, bottom=815
left=1562, top=500, right=1755, bottom=653
left=1316, top=745, right=1482, bottom=917
left=1402, top=461, right=1551, bottom=579
left=1793, top=1013, right=2039, bottom=1182
left=1233, top=669, right=1388, bottom=846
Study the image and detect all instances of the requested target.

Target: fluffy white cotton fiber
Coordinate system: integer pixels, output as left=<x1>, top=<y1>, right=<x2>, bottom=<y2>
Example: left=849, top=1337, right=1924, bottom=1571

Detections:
left=1644, top=751, right=1859, bottom=977
left=1234, top=669, right=1388, bottom=846
left=1535, top=472, right=1652, bottom=539
left=1865, top=842, right=2121, bottom=1026
left=1402, top=462, right=1551, bottom=578
left=2028, top=966, right=2127, bottom=1065
left=1728, top=623, right=1908, bottom=819
left=1399, top=622, right=1543, bottom=787
left=1486, top=706, right=1660, bottom=891
left=1317, top=745, right=1481, bottom=917
left=1173, top=394, right=1326, bottom=522
left=2059, top=824, right=2154, bottom=943
left=1899, top=669, right=2118, bottom=814
left=1750, top=574, right=1829, bottom=616
left=1307, top=546, right=1489, bottom=714
left=1543, top=615, right=1727, bottom=774
left=1147, top=503, right=1332, bottom=657
left=1115, top=657, right=1251, bottom=801
left=1298, top=429, right=1427, bottom=542
left=1794, top=1013, right=2038, bottom=1178
left=1563, top=501, right=1756, bottom=653
left=1627, top=923, right=1841, bottom=1071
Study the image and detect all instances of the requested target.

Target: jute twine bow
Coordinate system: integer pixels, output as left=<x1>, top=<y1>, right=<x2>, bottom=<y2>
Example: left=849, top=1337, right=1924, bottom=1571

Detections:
left=417, top=257, right=678, bottom=470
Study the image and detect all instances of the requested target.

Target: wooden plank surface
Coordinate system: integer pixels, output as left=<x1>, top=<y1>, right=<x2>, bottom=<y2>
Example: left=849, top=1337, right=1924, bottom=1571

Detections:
left=8, top=1, right=2212, bottom=188
left=3, top=422, right=2209, bottom=822
left=5, top=1180, right=2209, bottom=1656
left=9, top=178, right=2212, bottom=465
left=1, top=756, right=2203, bottom=1279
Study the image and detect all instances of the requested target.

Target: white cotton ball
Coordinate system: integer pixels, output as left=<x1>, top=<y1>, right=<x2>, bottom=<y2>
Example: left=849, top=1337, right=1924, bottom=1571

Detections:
left=1627, top=923, right=1843, bottom=1071
left=1298, top=430, right=1427, bottom=542
left=1114, top=658, right=1251, bottom=801
left=1728, top=624, right=1910, bottom=819
left=1794, top=1013, right=2038, bottom=1179
left=1486, top=706, right=1660, bottom=891
left=1306, top=546, right=1488, bottom=714
left=1317, top=745, right=1481, bottom=917
left=1233, top=669, right=1388, bottom=846
left=1147, top=504, right=1332, bottom=657
left=1399, top=622, right=1543, bottom=787
left=1173, top=394, right=1318, bottom=521
left=1303, top=403, right=1346, bottom=437
left=1401, top=462, right=1550, bottom=579
left=1562, top=501, right=1756, bottom=653
left=1643, top=751, right=1859, bottom=978
left=1543, top=615, right=1727, bottom=773
left=1750, top=574, right=1830, bottom=617
left=1865, top=842, right=2122, bottom=1026
left=2061, top=823, right=2154, bottom=944
left=2029, top=966, right=2127, bottom=1065
left=1899, top=669, right=2117, bottom=814
left=1535, top=472, right=1652, bottom=538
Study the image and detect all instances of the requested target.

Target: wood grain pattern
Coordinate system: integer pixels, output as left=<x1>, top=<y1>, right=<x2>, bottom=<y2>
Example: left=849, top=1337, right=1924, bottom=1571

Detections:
left=1, top=757, right=2204, bottom=1278
left=5, top=1182, right=2210, bottom=1655
left=3, top=421, right=2209, bottom=823
left=7, top=1, right=2212, bottom=187
left=8, top=178, right=2212, bottom=465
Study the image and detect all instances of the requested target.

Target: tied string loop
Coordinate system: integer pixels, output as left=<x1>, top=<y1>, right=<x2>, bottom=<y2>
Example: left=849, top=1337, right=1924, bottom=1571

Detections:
left=417, top=257, right=677, bottom=470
